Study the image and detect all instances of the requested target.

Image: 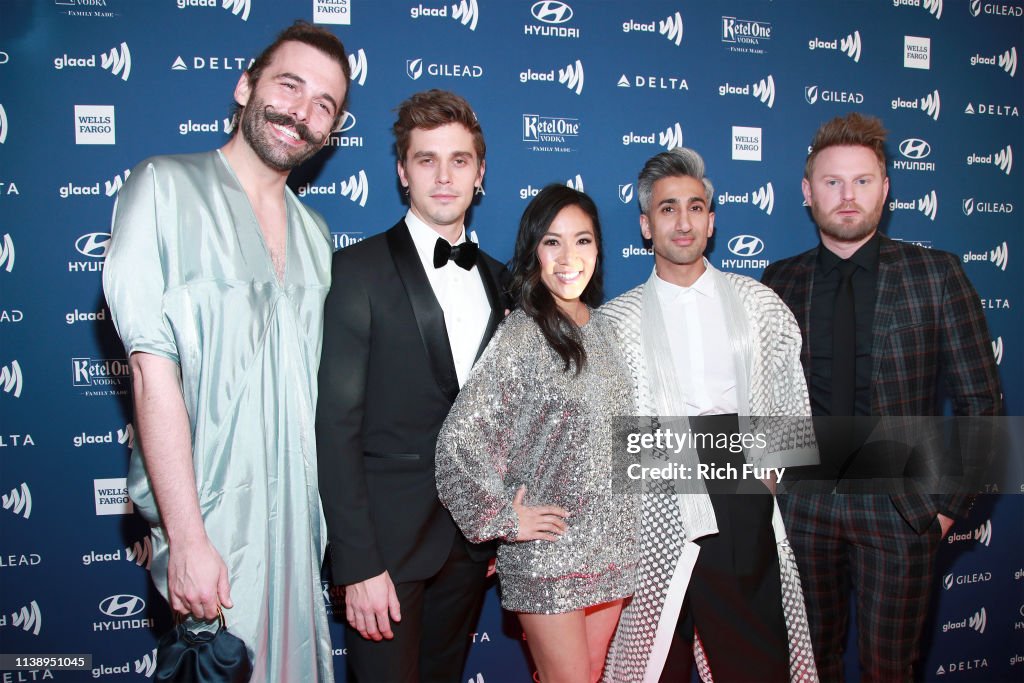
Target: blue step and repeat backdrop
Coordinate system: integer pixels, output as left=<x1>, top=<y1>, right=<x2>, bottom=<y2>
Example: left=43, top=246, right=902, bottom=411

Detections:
left=1, top=0, right=1021, bottom=681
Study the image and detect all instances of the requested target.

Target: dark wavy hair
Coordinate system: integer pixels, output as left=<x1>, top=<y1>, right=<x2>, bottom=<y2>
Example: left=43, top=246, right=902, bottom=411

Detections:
left=509, top=184, right=604, bottom=374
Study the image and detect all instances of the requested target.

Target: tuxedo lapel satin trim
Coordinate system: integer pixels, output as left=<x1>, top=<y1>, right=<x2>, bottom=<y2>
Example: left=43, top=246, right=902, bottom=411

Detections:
left=473, top=255, right=504, bottom=363
left=386, top=222, right=460, bottom=403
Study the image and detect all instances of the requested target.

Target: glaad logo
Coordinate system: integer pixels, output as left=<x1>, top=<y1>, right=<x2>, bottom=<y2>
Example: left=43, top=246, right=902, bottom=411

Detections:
left=728, top=235, right=765, bottom=257
left=808, top=30, right=862, bottom=62
left=558, top=60, right=584, bottom=95
left=526, top=1, right=579, bottom=38
left=947, top=518, right=994, bottom=544
left=106, top=169, right=131, bottom=196
left=962, top=197, right=1014, bottom=216
left=619, top=184, right=634, bottom=204
left=717, top=183, right=774, bottom=215
left=893, top=0, right=943, bottom=19
left=340, top=170, right=368, bottom=207
left=891, top=90, right=941, bottom=120
left=54, top=42, right=131, bottom=81
left=894, top=138, right=935, bottom=171
left=2, top=482, right=31, bottom=519
left=804, top=85, right=864, bottom=106
left=175, top=0, right=250, bottom=22
left=135, top=649, right=158, bottom=678
left=970, top=0, right=1023, bottom=17
left=888, top=190, right=937, bottom=220
left=9, top=600, right=42, bottom=635
left=565, top=175, right=583, bottom=192
left=992, top=337, right=1003, bottom=364
left=623, top=11, right=684, bottom=47
left=967, top=145, right=1013, bottom=174
left=623, top=122, right=684, bottom=149
left=941, top=607, right=987, bottom=634
left=126, top=535, right=152, bottom=569
left=969, top=47, right=1017, bottom=76
left=718, top=75, right=774, bottom=108
left=0, top=360, right=22, bottom=398
left=348, top=49, right=367, bottom=86
left=0, top=103, right=6, bottom=144
left=962, top=242, right=1009, bottom=271
left=0, top=233, right=13, bottom=272
left=410, top=1, right=479, bottom=31
left=721, top=16, right=772, bottom=54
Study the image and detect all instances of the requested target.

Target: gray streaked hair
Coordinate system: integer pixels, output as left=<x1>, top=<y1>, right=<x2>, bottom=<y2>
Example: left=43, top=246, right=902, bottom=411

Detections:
left=637, top=147, right=715, bottom=214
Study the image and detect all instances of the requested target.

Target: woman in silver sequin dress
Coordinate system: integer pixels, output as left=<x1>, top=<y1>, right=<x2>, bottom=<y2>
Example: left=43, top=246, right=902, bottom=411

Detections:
left=436, top=185, right=637, bottom=683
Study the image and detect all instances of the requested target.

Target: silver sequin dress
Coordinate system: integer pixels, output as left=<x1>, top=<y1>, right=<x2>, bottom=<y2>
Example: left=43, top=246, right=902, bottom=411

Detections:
left=436, top=309, right=637, bottom=614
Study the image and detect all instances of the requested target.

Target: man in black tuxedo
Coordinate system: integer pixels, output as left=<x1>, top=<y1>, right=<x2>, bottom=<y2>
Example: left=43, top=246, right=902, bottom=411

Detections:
left=316, top=89, right=506, bottom=682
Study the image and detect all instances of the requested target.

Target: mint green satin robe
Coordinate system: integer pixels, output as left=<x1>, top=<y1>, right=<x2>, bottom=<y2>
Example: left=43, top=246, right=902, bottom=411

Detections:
left=103, top=150, right=334, bottom=682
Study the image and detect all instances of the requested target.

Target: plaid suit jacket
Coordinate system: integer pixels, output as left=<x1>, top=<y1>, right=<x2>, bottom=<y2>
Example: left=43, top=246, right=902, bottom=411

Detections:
left=762, top=236, right=1002, bottom=532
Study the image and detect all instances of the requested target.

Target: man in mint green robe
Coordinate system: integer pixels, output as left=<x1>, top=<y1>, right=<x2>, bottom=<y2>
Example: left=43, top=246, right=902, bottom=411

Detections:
left=103, top=24, right=350, bottom=683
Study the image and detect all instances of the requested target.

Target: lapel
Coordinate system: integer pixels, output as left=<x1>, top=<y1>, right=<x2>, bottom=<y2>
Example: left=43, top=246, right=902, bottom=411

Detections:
left=385, top=221, right=460, bottom=403
left=870, top=236, right=902, bottom=391
left=472, top=254, right=505, bottom=362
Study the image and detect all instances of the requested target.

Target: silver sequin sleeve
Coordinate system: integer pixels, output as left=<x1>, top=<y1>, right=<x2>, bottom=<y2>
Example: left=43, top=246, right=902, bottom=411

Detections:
left=437, top=310, right=638, bottom=614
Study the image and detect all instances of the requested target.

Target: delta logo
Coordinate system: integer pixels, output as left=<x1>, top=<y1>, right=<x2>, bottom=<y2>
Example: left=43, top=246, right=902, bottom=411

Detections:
left=892, top=0, right=943, bottom=20
left=969, top=46, right=1018, bottom=77
left=890, top=89, right=941, bottom=121
left=405, top=58, right=483, bottom=81
left=808, top=30, right=862, bottom=62
left=520, top=60, right=584, bottom=95
left=717, top=183, right=774, bottom=215
left=525, top=1, right=580, bottom=39
left=622, top=10, right=684, bottom=47
left=718, top=75, right=774, bottom=108
left=967, top=144, right=1013, bottom=174
left=54, top=41, right=131, bottom=81
left=175, top=0, right=250, bottom=22
left=804, top=84, right=864, bottom=106
left=963, top=242, right=1009, bottom=271
left=616, top=73, right=688, bottom=91
left=622, top=122, right=684, bottom=150
left=888, top=190, right=938, bottom=221
left=296, top=170, right=369, bottom=207
left=964, top=101, right=1019, bottom=117
left=721, top=16, right=772, bottom=55
left=409, top=0, right=479, bottom=31
left=170, top=55, right=253, bottom=71
left=969, top=0, right=1023, bottom=18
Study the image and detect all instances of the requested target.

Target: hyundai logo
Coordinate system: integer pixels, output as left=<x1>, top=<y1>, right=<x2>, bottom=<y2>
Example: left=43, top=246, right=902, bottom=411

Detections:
left=75, top=232, right=111, bottom=258
left=99, top=594, right=145, bottom=618
left=335, top=111, right=356, bottom=134
left=899, top=138, right=931, bottom=160
left=727, top=235, right=765, bottom=257
left=531, top=1, right=573, bottom=24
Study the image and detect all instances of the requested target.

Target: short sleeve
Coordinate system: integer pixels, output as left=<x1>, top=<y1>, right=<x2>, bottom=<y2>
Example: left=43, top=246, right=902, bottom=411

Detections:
left=102, top=160, right=179, bottom=363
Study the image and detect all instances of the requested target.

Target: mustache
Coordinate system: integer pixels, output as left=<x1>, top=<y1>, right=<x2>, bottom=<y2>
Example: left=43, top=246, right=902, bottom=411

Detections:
left=262, top=106, right=326, bottom=145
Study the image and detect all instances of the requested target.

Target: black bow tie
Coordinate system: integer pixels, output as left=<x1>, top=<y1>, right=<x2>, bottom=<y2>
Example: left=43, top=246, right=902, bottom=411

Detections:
left=433, top=238, right=478, bottom=270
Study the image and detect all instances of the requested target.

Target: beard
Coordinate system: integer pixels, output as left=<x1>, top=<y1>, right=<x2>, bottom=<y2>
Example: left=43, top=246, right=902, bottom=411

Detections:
left=811, top=201, right=883, bottom=244
left=239, top=97, right=326, bottom=172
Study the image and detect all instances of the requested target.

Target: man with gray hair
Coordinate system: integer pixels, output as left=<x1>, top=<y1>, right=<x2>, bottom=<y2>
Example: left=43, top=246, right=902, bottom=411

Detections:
left=601, top=148, right=818, bottom=682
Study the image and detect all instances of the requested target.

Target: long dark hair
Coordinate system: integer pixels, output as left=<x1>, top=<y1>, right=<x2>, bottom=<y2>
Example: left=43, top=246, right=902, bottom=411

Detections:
left=509, top=184, right=604, bottom=374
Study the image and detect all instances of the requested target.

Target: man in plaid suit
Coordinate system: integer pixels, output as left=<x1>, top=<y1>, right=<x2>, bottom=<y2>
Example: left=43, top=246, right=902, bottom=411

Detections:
left=762, top=113, right=1002, bottom=681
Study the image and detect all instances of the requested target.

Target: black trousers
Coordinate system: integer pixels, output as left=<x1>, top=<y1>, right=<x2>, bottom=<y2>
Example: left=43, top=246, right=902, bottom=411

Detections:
left=344, top=536, right=489, bottom=683
left=661, top=414, right=789, bottom=683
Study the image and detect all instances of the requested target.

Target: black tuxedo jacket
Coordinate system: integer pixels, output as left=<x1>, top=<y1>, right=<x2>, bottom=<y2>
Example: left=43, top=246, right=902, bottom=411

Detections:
left=763, top=236, right=1002, bottom=532
left=316, top=220, right=507, bottom=585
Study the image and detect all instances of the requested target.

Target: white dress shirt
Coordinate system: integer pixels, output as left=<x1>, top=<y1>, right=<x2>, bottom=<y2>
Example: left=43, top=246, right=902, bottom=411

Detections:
left=405, top=210, right=492, bottom=388
left=653, top=260, right=738, bottom=415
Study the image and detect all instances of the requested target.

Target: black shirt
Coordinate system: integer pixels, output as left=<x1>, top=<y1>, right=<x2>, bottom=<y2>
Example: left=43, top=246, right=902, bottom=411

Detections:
left=808, top=233, right=880, bottom=417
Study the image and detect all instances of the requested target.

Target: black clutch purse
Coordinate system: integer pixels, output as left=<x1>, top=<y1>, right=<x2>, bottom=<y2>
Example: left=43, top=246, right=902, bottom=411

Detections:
left=155, top=609, right=252, bottom=683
